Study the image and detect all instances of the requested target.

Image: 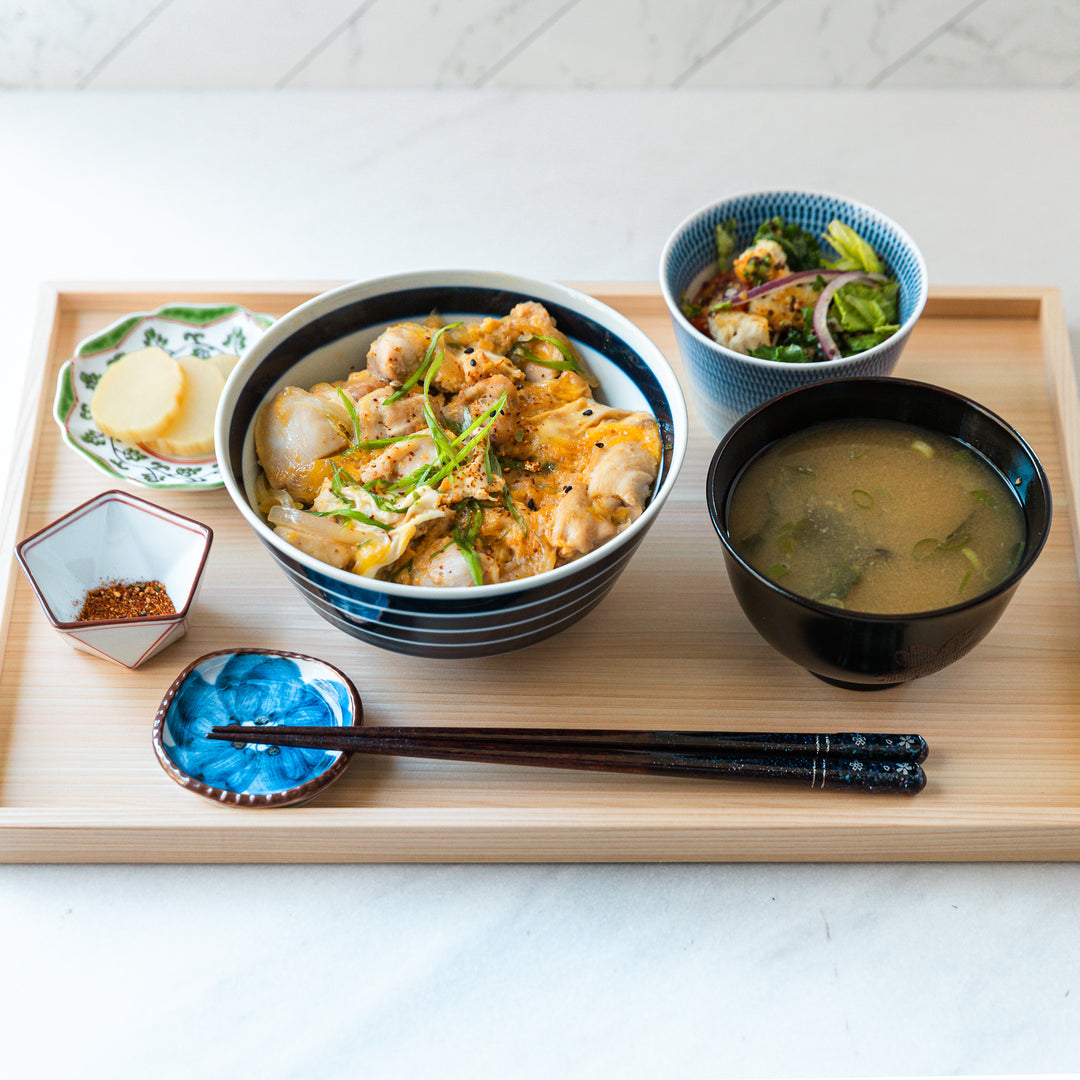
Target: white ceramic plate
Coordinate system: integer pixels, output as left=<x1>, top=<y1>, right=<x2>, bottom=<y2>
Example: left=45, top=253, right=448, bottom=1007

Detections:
left=54, top=302, right=273, bottom=490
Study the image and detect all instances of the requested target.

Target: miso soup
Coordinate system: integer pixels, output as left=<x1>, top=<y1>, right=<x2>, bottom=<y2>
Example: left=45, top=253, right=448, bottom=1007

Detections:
left=727, top=419, right=1026, bottom=614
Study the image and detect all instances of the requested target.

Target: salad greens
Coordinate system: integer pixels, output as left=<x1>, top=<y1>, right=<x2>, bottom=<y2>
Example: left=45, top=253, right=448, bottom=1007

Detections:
left=755, top=215, right=821, bottom=272
left=687, top=215, right=900, bottom=363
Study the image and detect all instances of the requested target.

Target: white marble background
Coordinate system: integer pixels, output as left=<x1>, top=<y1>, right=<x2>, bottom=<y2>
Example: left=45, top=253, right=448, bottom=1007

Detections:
left=3, top=0, right=1080, bottom=90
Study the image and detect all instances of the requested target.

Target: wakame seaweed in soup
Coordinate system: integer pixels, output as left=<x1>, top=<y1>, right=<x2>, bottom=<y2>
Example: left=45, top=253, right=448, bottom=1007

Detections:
left=727, top=419, right=1025, bottom=615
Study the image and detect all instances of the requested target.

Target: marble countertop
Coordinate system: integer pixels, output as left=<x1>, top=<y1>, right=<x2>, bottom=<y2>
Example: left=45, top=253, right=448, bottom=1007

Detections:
left=1, top=89, right=1079, bottom=1078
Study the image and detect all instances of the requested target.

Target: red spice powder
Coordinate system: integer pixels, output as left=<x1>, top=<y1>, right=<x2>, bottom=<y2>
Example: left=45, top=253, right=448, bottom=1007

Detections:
left=78, top=580, right=176, bottom=621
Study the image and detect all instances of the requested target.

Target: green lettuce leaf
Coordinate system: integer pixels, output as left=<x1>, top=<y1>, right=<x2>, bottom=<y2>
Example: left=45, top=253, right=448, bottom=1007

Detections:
left=832, top=280, right=899, bottom=332
left=821, top=220, right=885, bottom=274
left=844, top=329, right=900, bottom=352
left=715, top=218, right=739, bottom=267
left=750, top=344, right=815, bottom=364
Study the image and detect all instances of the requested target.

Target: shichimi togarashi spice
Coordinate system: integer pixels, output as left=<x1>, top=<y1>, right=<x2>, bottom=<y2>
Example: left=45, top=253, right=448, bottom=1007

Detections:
left=78, top=580, right=176, bottom=621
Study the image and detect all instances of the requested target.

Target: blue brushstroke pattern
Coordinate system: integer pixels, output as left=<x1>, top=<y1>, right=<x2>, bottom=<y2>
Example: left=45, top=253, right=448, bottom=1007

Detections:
left=164, top=653, right=350, bottom=794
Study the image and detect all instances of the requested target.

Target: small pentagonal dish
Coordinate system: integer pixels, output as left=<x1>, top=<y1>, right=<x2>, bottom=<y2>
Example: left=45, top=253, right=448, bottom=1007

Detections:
left=14, top=488, right=213, bottom=668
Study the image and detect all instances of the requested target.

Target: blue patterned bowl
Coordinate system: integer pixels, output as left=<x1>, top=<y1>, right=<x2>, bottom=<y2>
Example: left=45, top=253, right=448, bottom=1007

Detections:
left=153, top=649, right=360, bottom=806
left=660, top=190, right=928, bottom=440
left=215, top=271, right=688, bottom=659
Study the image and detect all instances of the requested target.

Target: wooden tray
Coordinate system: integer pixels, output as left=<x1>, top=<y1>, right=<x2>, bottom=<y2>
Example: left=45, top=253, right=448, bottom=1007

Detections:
left=2, top=283, right=1078, bottom=863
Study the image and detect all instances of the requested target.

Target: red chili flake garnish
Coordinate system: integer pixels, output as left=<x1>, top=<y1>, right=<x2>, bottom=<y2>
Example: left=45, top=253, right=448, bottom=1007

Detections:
left=77, top=580, right=176, bottom=621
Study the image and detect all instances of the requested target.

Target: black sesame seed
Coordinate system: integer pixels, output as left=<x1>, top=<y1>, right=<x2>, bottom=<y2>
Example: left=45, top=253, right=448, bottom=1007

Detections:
left=464, top=347, right=474, bottom=354
left=564, top=485, right=572, bottom=493
left=595, top=441, right=604, bottom=448
left=582, top=409, right=593, bottom=416
left=527, top=498, right=537, bottom=511
left=470, top=358, right=477, bottom=366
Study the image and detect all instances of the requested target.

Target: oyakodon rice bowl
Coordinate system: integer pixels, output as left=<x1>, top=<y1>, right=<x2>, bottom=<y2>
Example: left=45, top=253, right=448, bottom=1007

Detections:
left=216, top=272, right=688, bottom=658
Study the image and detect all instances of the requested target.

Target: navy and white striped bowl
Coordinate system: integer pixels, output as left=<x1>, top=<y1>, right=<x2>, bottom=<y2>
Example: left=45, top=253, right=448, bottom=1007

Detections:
left=216, top=271, right=688, bottom=658
left=660, top=189, right=928, bottom=441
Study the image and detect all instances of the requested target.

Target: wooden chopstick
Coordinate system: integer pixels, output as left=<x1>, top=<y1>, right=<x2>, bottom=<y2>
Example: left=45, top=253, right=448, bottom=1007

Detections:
left=206, top=726, right=928, bottom=794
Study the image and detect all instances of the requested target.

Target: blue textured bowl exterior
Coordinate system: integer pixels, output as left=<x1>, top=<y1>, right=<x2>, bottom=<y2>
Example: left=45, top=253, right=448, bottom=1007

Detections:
left=216, top=272, right=688, bottom=658
left=660, top=190, right=928, bottom=440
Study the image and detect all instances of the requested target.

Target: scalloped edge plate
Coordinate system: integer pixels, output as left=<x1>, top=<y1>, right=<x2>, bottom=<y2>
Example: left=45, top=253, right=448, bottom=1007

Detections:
left=53, top=302, right=273, bottom=490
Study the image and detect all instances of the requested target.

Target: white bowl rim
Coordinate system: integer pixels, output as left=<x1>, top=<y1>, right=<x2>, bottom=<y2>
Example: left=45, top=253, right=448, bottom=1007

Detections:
left=658, top=186, right=929, bottom=372
left=216, top=269, right=689, bottom=602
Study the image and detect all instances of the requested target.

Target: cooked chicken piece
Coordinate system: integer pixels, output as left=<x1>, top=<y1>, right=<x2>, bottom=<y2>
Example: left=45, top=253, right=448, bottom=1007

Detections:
left=366, top=322, right=432, bottom=385
left=588, top=439, right=658, bottom=514
left=706, top=310, right=771, bottom=355
left=747, top=282, right=820, bottom=332
left=486, top=301, right=563, bottom=353
left=442, top=375, right=519, bottom=449
left=734, top=238, right=789, bottom=286
left=437, top=442, right=501, bottom=503
left=355, top=385, right=428, bottom=442
left=311, top=369, right=385, bottom=406
left=433, top=346, right=523, bottom=393
left=409, top=540, right=495, bottom=587
left=358, top=434, right=439, bottom=483
left=548, top=488, right=617, bottom=558
left=254, top=386, right=352, bottom=502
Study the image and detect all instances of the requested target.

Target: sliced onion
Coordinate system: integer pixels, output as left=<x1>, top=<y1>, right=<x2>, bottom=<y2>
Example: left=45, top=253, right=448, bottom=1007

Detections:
left=268, top=504, right=356, bottom=541
left=720, top=269, right=846, bottom=309
left=811, top=271, right=887, bottom=361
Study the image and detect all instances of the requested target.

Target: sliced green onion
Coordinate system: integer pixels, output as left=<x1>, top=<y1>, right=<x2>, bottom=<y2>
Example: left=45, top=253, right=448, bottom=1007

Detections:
left=941, top=532, right=971, bottom=552
left=777, top=521, right=797, bottom=555
left=852, top=489, right=873, bottom=509
left=913, top=537, right=939, bottom=560
left=512, top=347, right=580, bottom=373
left=969, top=489, right=998, bottom=509
left=911, top=439, right=935, bottom=458
left=312, top=507, right=392, bottom=531
left=424, top=394, right=508, bottom=490
left=385, top=323, right=462, bottom=404
left=362, top=481, right=407, bottom=514
left=958, top=568, right=973, bottom=594
left=329, top=460, right=360, bottom=500
left=384, top=392, right=509, bottom=496
left=353, top=431, right=428, bottom=451
left=453, top=500, right=486, bottom=586
left=962, top=547, right=986, bottom=576
left=337, top=387, right=362, bottom=446
left=513, top=333, right=584, bottom=373
left=501, top=487, right=527, bottom=534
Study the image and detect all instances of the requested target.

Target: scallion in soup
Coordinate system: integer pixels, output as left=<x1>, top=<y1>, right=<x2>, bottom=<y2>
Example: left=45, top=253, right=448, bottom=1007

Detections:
left=727, top=419, right=1025, bottom=614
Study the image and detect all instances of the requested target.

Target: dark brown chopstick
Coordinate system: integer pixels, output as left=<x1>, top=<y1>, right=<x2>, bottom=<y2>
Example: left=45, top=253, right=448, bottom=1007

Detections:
left=206, top=726, right=927, bottom=794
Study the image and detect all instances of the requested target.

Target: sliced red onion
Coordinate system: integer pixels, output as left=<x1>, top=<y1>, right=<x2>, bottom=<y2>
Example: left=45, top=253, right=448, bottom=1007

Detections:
left=720, top=268, right=846, bottom=308
left=811, top=272, right=887, bottom=361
